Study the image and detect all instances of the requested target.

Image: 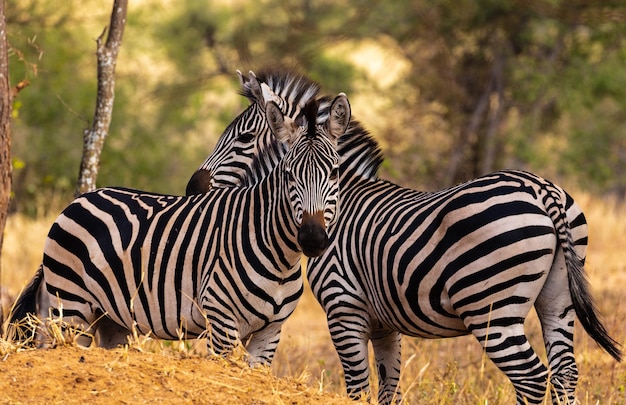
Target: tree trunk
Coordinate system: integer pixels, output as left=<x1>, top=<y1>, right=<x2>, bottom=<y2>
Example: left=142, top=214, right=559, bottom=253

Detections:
left=444, top=78, right=491, bottom=186
left=0, top=0, right=12, bottom=325
left=479, top=50, right=505, bottom=176
left=75, top=0, right=128, bottom=197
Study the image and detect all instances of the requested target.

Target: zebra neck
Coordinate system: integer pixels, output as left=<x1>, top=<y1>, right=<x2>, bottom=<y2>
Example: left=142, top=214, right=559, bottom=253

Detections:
left=337, top=120, right=383, bottom=184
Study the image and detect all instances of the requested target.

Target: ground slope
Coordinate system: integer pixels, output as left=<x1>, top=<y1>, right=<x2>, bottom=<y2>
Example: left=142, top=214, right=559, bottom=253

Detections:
left=0, top=346, right=357, bottom=405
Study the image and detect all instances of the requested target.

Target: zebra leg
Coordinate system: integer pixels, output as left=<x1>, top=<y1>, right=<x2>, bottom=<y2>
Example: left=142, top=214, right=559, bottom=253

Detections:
left=327, top=318, right=372, bottom=401
left=371, top=329, right=402, bottom=404
left=42, top=285, right=98, bottom=348
left=244, top=322, right=282, bottom=366
left=204, top=317, right=241, bottom=358
left=472, top=323, right=549, bottom=404
left=535, top=251, right=578, bottom=403
left=94, top=315, right=132, bottom=349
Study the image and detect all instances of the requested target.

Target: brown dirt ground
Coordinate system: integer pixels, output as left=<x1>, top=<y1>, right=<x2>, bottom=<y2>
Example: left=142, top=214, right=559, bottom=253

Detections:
left=0, top=345, right=357, bottom=405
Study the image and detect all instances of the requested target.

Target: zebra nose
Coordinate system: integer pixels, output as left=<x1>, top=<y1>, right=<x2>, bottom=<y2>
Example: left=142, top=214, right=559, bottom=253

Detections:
left=298, top=211, right=329, bottom=257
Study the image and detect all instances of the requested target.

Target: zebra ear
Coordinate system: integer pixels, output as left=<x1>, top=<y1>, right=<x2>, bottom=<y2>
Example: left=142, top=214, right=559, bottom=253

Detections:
left=237, top=69, right=246, bottom=89
left=238, top=70, right=265, bottom=103
left=266, top=101, right=292, bottom=145
left=327, top=93, right=351, bottom=140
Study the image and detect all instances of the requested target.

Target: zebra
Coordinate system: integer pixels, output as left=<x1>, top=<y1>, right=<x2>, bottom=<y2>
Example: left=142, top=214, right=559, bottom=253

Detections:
left=184, top=71, right=622, bottom=404
left=307, top=162, right=622, bottom=404
left=8, top=93, right=351, bottom=366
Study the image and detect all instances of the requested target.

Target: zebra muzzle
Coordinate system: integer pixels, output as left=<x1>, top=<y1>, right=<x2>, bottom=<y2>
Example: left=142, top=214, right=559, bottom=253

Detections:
left=298, top=211, right=329, bottom=257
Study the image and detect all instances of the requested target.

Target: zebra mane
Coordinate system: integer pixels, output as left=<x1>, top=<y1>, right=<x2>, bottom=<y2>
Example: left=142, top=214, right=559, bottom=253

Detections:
left=241, top=68, right=383, bottom=182
left=240, top=67, right=320, bottom=110
left=243, top=98, right=321, bottom=186
left=242, top=139, right=289, bottom=187
left=314, top=97, right=383, bottom=181
left=303, top=98, right=319, bottom=139
left=338, top=119, right=384, bottom=182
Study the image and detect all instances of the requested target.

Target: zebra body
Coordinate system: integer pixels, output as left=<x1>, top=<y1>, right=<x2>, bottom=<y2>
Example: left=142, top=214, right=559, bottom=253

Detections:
left=184, top=70, right=621, bottom=403
left=10, top=94, right=350, bottom=365
left=44, top=186, right=303, bottom=346
left=317, top=169, right=581, bottom=338
left=318, top=124, right=620, bottom=404
left=309, top=167, right=587, bottom=403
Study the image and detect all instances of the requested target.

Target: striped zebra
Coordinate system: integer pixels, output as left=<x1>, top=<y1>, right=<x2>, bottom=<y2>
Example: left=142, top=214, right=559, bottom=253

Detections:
left=185, top=70, right=622, bottom=404
left=9, top=93, right=351, bottom=366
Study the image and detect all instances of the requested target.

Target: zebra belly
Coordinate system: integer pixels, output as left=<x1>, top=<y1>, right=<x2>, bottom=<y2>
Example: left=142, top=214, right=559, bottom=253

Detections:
left=84, top=265, right=205, bottom=340
left=42, top=243, right=206, bottom=341
left=118, top=285, right=205, bottom=340
left=369, top=283, right=469, bottom=339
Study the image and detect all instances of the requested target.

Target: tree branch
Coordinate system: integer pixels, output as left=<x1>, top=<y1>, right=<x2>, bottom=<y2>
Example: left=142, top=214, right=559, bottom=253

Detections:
left=480, top=49, right=506, bottom=175
left=75, top=0, right=128, bottom=197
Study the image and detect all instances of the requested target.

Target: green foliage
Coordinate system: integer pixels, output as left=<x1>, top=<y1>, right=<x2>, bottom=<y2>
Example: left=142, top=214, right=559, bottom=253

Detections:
left=8, top=0, right=105, bottom=214
left=152, top=0, right=220, bottom=77
left=6, top=0, right=626, bottom=215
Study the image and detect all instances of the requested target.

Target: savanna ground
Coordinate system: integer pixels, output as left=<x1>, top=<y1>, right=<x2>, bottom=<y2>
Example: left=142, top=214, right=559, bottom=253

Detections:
left=1, top=190, right=625, bottom=404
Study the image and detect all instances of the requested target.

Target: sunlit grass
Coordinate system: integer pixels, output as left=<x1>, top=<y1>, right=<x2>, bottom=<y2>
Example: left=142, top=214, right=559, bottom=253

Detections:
left=1, top=190, right=625, bottom=404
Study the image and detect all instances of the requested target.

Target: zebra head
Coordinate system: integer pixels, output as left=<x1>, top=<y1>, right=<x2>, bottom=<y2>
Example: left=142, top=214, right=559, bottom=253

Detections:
left=185, top=69, right=321, bottom=195
left=266, top=94, right=351, bottom=257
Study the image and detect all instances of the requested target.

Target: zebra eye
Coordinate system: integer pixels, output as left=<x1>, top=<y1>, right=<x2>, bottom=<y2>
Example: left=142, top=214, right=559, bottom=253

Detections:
left=330, top=167, right=339, bottom=181
left=237, top=132, right=255, bottom=143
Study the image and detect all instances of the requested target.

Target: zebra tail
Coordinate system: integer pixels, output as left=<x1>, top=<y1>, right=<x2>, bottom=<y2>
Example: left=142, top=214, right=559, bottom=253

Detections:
left=6, top=264, right=44, bottom=342
left=565, top=249, right=622, bottom=361
left=555, top=202, right=623, bottom=362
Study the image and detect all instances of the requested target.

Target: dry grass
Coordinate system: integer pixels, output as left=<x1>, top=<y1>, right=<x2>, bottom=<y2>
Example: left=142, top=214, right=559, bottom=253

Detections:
left=0, top=284, right=358, bottom=404
left=1, top=190, right=625, bottom=404
left=0, top=344, right=358, bottom=405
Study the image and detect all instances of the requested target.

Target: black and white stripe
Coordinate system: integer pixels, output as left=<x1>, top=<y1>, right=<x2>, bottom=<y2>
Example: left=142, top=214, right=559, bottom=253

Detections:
left=183, top=70, right=621, bottom=404
left=9, top=95, right=350, bottom=366
left=186, top=69, right=321, bottom=194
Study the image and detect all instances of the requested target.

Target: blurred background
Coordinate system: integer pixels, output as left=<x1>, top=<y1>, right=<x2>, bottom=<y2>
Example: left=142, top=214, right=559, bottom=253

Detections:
left=7, top=0, right=626, bottom=215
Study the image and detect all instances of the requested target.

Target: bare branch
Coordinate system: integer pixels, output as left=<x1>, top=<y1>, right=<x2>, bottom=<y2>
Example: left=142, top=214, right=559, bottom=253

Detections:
left=75, top=0, right=128, bottom=197
left=10, top=79, right=29, bottom=98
